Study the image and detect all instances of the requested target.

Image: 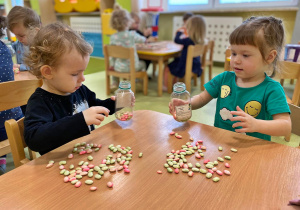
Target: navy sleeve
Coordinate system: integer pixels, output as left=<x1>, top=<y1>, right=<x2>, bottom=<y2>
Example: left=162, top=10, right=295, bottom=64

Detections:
left=82, top=85, right=116, bottom=114
left=24, top=94, right=90, bottom=155
left=174, top=31, right=193, bottom=46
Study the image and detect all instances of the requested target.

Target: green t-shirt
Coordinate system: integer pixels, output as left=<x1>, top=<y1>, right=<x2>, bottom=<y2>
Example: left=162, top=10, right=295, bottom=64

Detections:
left=204, top=71, right=290, bottom=141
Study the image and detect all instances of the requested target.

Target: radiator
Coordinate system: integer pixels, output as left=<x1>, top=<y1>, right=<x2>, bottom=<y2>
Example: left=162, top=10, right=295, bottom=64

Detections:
left=173, top=16, right=243, bottom=62
left=70, top=16, right=102, bottom=33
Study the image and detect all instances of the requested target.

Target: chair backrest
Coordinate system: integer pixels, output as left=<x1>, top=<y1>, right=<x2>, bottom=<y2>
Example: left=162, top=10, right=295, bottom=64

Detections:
left=288, top=103, right=300, bottom=136
left=104, top=45, right=138, bottom=94
left=206, top=40, right=214, bottom=63
left=185, top=44, right=208, bottom=92
left=104, top=45, right=136, bottom=78
left=275, top=61, right=300, bottom=106
left=0, top=79, right=42, bottom=167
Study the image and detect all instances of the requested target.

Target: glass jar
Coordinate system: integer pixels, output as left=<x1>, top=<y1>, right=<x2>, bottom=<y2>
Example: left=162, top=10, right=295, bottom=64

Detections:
left=170, top=82, right=192, bottom=122
left=115, top=81, right=134, bottom=121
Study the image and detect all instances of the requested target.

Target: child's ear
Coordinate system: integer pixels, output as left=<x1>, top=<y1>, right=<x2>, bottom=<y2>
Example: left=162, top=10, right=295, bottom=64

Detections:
left=266, top=50, right=277, bottom=64
left=40, top=65, right=54, bottom=79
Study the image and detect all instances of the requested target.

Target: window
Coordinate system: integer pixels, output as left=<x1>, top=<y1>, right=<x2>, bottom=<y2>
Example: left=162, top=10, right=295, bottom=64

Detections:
left=168, top=0, right=213, bottom=11
left=167, top=0, right=298, bottom=11
left=215, top=0, right=298, bottom=8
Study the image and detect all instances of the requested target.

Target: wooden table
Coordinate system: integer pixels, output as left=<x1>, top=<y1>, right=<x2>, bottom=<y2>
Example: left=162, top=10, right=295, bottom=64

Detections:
left=0, top=110, right=299, bottom=209
left=137, top=41, right=182, bottom=96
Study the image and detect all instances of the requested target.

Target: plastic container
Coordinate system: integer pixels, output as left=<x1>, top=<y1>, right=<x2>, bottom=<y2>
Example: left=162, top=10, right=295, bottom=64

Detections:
left=170, top=82, right=192, bottom=122
left=115, top=81, right=134, bottom=121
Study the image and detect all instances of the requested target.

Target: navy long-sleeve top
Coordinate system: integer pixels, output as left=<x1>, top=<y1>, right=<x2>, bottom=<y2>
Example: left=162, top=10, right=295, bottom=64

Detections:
left=24, top=85, right=115, bottom=155
left=168, top=31, right=202, bottom=78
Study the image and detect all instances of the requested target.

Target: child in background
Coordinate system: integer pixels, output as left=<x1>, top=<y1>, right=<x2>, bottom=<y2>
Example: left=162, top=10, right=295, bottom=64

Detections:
left=163, top=15, right=206, bottom=90
left=170, top=16, right=291, bottom=141
left=129, top=11, right=154, bottom=73
left=109, top=4, right=151, bottom=88
left=23, top=22, right=115, bottom=155
left=176, top=12, right=193, bottom=38
left=129, top=12, right=152, bottom=38
left=0, top=16, right=23, bottom=175
left=7, top=6, right=41, bottom=72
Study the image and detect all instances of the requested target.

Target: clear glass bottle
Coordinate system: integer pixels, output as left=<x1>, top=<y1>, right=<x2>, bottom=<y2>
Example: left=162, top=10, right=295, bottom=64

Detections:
left=170, top=82, right=192, bottom=122
left=115, top=81, right=134, bottom=121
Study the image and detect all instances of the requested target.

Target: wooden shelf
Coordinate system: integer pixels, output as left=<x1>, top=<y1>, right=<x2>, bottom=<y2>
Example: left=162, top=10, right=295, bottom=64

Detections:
left=56, top=11, right=100, bottom=16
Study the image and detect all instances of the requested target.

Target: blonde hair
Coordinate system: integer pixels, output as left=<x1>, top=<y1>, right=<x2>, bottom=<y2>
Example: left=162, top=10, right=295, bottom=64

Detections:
left=24, top=22, right=93, bottom=79
left=229, top=16, right=285, bottom=77
left=110, top=4, right=131, bottom=31
left=186, top=15, right=206, bottom=45
left=7, top=6, right=41, bottom=31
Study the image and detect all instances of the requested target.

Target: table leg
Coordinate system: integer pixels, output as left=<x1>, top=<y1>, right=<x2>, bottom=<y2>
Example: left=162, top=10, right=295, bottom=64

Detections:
left=158, top=57, right=164, bottom=97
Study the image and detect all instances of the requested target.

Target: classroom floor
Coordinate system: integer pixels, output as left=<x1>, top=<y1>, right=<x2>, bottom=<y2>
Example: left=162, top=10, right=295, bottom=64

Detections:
left=4, top=59, right=300, bottom=174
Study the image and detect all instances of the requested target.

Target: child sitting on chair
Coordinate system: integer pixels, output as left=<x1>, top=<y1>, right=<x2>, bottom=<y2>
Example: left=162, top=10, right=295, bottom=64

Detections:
left=7, top=6, right=41, bottom=72
left=24, top=22, right=116, bottom=155
left=109, top=4, right=153, bottom=89
left=164, top=15, right=206, bottom=90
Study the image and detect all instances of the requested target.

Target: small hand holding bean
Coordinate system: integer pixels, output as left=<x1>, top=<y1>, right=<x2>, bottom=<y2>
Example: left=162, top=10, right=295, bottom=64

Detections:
left=230, top=106, right=258, bottom=133
left=83, top=106, right=110, bottom=126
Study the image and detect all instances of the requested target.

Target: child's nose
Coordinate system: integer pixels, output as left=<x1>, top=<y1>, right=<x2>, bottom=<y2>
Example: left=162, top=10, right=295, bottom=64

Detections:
left=79, top=73, right=85, bottom=82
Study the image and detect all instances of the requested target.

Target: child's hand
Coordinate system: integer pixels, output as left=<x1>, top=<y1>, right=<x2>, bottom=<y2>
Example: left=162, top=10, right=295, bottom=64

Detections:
left=83, top=106, right=110, bottom=126
left=177, top=27, right=185, bottom=33
left=146, top=36, right=157, bottom=43
left=169, top=98, right=188, bottom=119
left=230, top=106, right=258, bottom=133
left=13, top=64, right=20, bottom=69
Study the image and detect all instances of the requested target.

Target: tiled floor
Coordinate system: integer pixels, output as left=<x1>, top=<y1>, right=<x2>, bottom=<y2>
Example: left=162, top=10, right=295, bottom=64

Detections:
left=5, top=64, right=300, bottom=174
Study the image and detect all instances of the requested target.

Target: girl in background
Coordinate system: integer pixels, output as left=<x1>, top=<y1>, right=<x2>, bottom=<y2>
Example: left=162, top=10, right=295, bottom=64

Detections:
left=109, top=4, right=153, bottom=89
left=163, top=15, right=206, bottom=90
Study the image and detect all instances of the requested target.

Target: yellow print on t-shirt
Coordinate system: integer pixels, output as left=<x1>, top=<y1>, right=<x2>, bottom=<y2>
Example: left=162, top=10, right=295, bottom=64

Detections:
left=221, top=85, right=231, bottom=98
left=244, top=101, right=261, bottom=118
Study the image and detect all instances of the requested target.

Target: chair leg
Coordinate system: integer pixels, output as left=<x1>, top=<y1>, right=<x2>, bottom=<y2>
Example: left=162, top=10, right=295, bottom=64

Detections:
left=152, top=62, right=157, bottom=78
left=290, top=79, right=294, bottom=85
left=28, top=148, right=37, bottom=160
left=280, top=79, right=284, bottom=86
left=167, top=71, right=173, bottom=94
left=131, top=78, right=136, bottom=94
left=209, top=65, right=212, bottom=80
left=193, top=74, right=197, bottom=86
left=143, top=73, right=148, bottom=95
left=200, top=69, right=205, bottom=91
left=106, top=75, right=111, bottom=95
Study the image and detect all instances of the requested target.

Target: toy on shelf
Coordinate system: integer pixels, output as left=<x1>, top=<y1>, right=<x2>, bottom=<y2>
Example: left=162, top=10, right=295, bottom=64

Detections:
left=141, top=0, right=163, bottom=37
left=54, top=0, right=100, bottom=13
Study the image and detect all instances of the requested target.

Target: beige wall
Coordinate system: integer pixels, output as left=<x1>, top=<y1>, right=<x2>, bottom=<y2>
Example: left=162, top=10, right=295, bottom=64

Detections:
left=158, top=10, right=297, bottom=44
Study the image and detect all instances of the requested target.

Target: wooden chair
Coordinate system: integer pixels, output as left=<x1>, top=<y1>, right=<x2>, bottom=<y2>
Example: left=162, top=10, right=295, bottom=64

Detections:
left=224, top=48, right=231, bottom=71
left=285, top=103, right=300, bottom=142
left=1, top=79, right=42, bottom=167
left=205, top=40, right=215, bottom=81
left=167, top=44, right=208, bottom=93
left=275, top=61, right=300, bottom=107
left=104, top=45, right=148, bottom=95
